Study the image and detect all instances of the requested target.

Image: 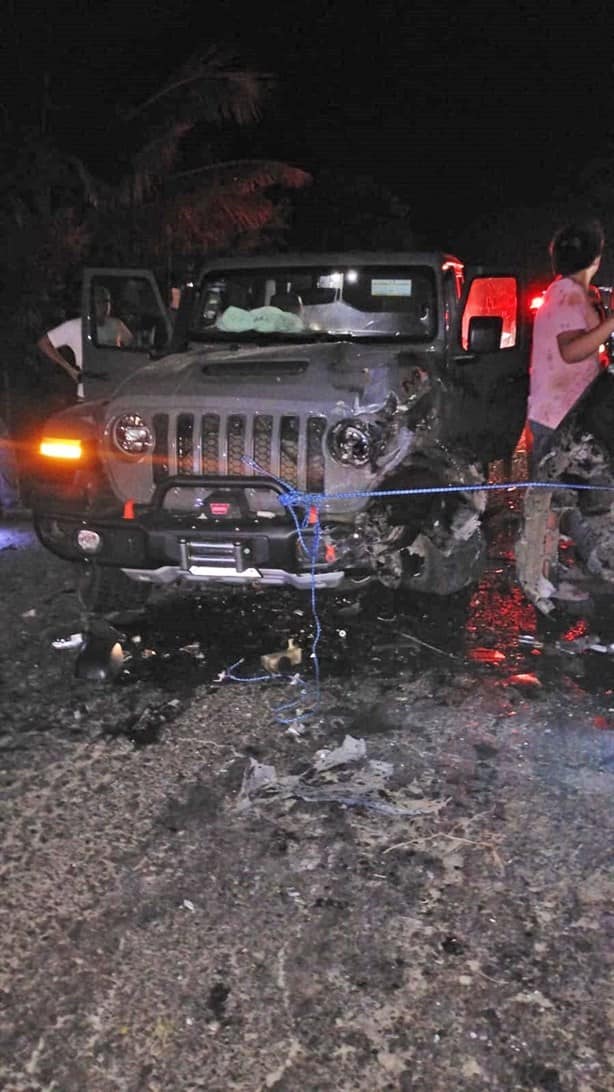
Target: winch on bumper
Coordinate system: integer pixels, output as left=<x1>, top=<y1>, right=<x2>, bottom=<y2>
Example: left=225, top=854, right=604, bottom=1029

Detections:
left=35, top=469, right=484, bottom=595
left=35, top=474, right=355, bottom=590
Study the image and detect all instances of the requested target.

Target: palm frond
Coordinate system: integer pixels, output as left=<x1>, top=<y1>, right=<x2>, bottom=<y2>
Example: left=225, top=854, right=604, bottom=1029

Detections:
left=168, top=159, right=312, bottom=192
left=123, top=48, right=272, bottom=128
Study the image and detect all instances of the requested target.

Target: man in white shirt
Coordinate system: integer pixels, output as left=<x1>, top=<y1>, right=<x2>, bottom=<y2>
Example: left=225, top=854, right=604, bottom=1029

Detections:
left=36, top=285, right=133, bottom=387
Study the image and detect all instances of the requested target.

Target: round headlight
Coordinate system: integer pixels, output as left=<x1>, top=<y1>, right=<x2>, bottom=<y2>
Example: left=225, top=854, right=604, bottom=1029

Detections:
left=328, top=419, right=376, bottom=467
left=112, top=414, right=153, bottom=456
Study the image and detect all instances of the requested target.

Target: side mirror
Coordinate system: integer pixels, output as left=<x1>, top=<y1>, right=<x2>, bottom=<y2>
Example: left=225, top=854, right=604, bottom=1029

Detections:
left=468, top=315, right=503, bottom=353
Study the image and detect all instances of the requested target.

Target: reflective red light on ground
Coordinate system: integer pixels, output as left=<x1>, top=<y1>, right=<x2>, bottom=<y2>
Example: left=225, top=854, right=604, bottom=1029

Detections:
left=469, top=648, right=506, bottom=663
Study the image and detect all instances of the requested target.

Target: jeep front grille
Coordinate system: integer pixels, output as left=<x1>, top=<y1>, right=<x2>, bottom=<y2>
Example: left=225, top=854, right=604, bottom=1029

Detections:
left=152, top=413, right=170, bottom=483
left=152, top=412, right=326, bottom=492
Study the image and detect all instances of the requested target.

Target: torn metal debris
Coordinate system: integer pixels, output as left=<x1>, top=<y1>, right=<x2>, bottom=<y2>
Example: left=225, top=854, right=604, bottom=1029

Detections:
left=236, top=735, right=445, bottom=819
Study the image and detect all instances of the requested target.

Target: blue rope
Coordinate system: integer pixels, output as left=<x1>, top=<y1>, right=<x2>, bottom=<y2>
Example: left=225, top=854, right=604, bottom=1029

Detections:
left=277, top=479, right=614, bottom=511
left=222, top=657, right=279, bottom=684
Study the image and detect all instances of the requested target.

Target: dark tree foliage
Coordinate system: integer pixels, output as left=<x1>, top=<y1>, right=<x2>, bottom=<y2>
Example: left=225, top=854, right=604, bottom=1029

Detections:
left=0, top=50, right=311, bottom=455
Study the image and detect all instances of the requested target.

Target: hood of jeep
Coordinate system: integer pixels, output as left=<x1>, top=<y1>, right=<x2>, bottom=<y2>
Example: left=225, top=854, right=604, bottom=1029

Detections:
left=109, top=340, right=404, bottom=411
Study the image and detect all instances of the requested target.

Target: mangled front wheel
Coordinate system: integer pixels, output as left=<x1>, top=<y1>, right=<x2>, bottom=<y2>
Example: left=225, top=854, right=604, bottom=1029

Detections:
left=77, top=563, right=151, bottom=614
left=401, top=524, right=486, bottom=595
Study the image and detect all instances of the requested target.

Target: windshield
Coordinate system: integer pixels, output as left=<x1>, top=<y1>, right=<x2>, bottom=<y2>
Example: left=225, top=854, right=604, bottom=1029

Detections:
left=191, top=265, right=437, bottom=340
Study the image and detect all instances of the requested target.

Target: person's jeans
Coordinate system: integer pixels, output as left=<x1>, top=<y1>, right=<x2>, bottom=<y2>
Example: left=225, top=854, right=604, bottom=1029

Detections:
left=528, top=419, right=556, bottom=478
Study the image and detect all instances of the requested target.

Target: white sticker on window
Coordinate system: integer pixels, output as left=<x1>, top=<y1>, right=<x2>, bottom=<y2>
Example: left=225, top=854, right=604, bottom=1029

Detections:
left=318, top=273, right=343, bottom=289
left=371, top=279, right=413, bottom=296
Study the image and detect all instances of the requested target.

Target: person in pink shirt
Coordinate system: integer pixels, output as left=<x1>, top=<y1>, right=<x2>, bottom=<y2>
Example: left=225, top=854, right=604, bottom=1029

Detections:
left=528, top=220, right=614, bottom=473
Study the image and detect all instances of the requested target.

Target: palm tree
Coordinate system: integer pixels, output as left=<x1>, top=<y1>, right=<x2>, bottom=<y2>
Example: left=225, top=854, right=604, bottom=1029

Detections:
left=0, top=47, right=311, bottom=495
left=69, top=48, right=310, bottom=268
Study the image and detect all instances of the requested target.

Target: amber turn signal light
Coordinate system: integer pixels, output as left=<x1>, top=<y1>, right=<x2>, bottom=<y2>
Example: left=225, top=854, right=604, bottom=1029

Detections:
left=39, top=438, right=83, bottom=460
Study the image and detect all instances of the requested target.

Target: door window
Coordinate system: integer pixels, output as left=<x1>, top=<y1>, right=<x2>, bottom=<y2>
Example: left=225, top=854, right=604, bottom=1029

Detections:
left=90, top=275, right=168, bottom=351
left=461, top=277, right=518, bottom=350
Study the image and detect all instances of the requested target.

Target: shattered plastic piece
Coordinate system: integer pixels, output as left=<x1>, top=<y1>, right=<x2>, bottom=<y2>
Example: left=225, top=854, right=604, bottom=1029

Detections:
left=450, top=508, right=481, bottom=542
left=285, top=722, right=307, bottom=738
left=237, top=758, right=279, bottom=806
left=469, top=648, right=506, bottom=663
left=260, top=638, right=302, bottom=673
left=52, top=632, right=85, bottom=650
left=21, top=608, right=37, bottom=619
left=313, top=734, right=367, bottom=771
left=182, top=899, right=195, bottom=911
left=236, top=737, right=447, bottom=821
left=506, top=672, right=542, bottom=687
left=75, top=628, right=125, bottom=681
left=518, top=635, right=544, bottom=649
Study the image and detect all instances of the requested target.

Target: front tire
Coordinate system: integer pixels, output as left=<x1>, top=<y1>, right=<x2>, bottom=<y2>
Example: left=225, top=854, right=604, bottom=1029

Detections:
left=77, top=563, right=151, bottom=614
left=401, top=525, right=486, bottom=595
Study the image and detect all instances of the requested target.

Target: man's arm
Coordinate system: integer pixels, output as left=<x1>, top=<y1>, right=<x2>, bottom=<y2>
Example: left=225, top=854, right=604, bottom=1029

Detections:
left=36, top=334, right=79, bottom=382
left=558, top=312, right=614, bottom=364
left=116, top=321, right=134, bottom=347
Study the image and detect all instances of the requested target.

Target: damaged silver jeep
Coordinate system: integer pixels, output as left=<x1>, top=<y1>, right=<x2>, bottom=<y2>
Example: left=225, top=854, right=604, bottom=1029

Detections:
left=33, top=253, right=529, bottom=612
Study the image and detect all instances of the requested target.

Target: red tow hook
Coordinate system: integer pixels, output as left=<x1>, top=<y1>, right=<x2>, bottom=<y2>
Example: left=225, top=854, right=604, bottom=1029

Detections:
left=123, top=499, right=136, bottom=520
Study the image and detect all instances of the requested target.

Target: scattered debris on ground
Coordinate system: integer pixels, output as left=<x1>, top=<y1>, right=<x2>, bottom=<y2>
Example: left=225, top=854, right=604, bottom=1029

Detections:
left=1, top=515, right=613, bottom=1090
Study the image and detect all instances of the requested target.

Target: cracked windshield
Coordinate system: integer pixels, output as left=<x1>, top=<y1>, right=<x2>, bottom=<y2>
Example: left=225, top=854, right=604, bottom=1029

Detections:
left=194, top=265, right=437, bottom=338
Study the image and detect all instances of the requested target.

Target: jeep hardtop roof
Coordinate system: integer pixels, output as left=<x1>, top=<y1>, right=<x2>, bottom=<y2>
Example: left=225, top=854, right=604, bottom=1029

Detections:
left=195, top=251, right=464, bottom=276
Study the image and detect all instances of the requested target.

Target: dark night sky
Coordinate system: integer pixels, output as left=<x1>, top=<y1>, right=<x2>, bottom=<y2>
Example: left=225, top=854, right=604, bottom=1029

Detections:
left=3, top=0, right=613, bottom=254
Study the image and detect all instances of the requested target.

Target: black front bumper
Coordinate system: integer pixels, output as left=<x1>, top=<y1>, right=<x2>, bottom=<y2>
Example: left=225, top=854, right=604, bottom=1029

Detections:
left=32, top=474, right=349, bottom=579
left=34, top=507, right=313, bottom=570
